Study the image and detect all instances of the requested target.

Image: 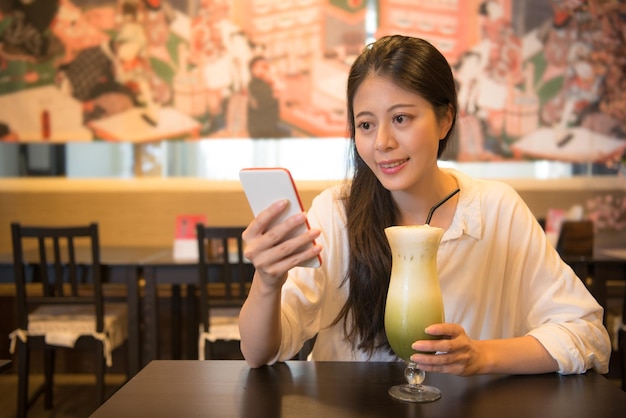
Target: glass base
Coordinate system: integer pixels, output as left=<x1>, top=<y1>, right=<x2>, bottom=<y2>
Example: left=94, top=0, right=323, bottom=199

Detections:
left=388, top=383, right=441, bottom=402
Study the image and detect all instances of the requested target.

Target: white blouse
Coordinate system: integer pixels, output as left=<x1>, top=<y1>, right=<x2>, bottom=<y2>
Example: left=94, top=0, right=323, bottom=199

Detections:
left=271, top=169, right=610, bottom=375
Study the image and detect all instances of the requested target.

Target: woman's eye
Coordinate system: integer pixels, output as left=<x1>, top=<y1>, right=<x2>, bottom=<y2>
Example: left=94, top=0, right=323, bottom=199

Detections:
left=394, top=114, right=408, bottom=124
left=358, top=121, right=371, bottom=130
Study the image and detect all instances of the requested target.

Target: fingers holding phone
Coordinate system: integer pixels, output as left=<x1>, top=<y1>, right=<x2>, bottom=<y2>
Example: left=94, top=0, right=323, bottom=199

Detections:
left=242, top=199, right=320, bottom=275
left=243, top=209, right=321, bottom=285
left=240, top=168, right=322, bottom=269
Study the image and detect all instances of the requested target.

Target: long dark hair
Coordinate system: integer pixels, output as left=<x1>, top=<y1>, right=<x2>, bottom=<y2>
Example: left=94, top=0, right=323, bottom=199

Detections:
left=334, top=35, right=458, bottom=356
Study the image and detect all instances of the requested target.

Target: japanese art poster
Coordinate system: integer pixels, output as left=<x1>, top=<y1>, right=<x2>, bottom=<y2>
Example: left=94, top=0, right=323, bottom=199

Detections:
left=376, top=0, right=625, bottom=164
left=0, top=0, right=365, bottom=142
left=0, top=0, right=624, bottom=165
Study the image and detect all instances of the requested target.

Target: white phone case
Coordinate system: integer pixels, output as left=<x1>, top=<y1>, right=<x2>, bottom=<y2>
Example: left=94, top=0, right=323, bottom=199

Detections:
left=239, top=168, right=321, bottom=268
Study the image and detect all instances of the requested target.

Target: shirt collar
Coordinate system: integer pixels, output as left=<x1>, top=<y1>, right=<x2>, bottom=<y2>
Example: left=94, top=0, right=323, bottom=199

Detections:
left=442, top=168, right=483, bottom=242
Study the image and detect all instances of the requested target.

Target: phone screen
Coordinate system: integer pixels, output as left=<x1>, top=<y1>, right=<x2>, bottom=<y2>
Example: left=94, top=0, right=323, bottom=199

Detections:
left=239, top=168, right=321, bottom=268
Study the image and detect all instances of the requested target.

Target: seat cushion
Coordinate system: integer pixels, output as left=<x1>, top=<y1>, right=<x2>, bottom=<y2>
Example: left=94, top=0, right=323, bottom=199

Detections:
left=10, top=303, right=128, bottom=367
left=198, top=307, right=240, bottom=360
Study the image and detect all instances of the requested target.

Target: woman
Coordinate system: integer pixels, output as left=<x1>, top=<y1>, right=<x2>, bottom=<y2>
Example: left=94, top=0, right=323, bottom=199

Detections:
left=239, top=35, right=610, bottom=376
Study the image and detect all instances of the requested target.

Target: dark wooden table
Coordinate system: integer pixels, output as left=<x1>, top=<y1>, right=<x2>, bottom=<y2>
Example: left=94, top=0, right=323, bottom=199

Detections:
left=90, top=360, right=626, bottom=418
left=140, top=249, right=254, bottom=363
left=139, top=249, right=197, bottom=363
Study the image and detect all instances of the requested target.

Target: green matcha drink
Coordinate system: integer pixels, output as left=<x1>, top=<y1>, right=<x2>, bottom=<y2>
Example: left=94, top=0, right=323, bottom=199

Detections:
left=384, top=225, right=445, bottom=362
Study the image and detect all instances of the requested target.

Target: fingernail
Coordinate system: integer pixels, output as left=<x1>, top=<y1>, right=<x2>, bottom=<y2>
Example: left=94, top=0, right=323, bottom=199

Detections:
left=274, top=199, right=288, bottom=209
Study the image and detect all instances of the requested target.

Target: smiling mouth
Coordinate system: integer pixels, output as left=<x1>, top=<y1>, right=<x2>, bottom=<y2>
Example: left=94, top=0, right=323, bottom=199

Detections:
left=380, top=158, right=409, bottom=169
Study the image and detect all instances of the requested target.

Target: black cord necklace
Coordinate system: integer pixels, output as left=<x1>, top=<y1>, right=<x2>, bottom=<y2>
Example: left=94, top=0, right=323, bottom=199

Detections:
left=425, top=188, right=460, bottom=225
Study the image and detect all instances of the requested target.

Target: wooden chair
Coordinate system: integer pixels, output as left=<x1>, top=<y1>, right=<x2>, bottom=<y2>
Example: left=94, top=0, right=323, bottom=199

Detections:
left=556, top=220, right=594, bottom=259
left=556, top=220, right=595, bottom=284
left=9, top=223, right=128, bottom=418
left=195, top=225, right=252, bottom=360
left=194, top=224, right=318, bottom=361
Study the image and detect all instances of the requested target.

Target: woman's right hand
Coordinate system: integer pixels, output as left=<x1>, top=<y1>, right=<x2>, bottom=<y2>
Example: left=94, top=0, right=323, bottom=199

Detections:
left=242, top=199, right=322, bottom=289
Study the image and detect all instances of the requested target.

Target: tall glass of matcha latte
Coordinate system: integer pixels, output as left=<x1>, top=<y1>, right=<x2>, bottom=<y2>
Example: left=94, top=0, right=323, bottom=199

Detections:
left=384, top=225, right=444, bottom=402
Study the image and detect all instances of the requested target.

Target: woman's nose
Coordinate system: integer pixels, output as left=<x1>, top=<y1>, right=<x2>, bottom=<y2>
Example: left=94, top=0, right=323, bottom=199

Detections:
left=374, top=123, right=395, bottom=151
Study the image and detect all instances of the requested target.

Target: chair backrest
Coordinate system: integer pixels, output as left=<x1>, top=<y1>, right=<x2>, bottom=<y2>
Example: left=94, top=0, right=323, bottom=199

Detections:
left=556, top=220, right=594, bottom=259
left=196, top=224, right=253, bottom=333
left=11, top=222, right=104, bottom=332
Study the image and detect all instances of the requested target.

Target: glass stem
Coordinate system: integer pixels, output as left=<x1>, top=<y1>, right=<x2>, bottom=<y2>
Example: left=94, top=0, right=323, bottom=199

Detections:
left=405, top=362, right=426, bottom=388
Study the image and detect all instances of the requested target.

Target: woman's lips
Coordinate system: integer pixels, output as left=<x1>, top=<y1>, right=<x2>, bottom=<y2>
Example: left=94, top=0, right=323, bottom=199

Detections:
left=379, top=158, right=409, bottom=174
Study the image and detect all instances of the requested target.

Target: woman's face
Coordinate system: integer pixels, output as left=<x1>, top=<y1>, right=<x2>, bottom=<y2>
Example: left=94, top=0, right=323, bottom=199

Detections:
left=353, top=75, right=452, bottom=193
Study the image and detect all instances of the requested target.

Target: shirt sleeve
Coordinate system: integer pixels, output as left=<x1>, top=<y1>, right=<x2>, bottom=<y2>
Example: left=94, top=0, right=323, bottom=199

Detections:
left=502, top=186, right=611, bottom=374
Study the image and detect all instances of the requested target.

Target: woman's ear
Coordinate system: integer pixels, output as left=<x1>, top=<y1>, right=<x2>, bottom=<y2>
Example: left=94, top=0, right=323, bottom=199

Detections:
left=438, top=104, right=454, bottom=140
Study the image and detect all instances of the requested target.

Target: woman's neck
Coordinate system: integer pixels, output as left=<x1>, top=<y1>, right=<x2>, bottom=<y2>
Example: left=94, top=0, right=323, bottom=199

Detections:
left=393, top=169, right=459, bottom=227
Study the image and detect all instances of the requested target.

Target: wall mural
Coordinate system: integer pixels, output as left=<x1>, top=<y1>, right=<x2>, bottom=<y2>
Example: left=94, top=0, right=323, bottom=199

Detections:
left=0, top=0, right=624, bottom=165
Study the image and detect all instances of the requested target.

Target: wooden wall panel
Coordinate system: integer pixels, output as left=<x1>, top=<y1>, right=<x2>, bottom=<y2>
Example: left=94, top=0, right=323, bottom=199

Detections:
left=0, top=177, right=623, bottom=253
left=0, top=179, right=342, bottom=252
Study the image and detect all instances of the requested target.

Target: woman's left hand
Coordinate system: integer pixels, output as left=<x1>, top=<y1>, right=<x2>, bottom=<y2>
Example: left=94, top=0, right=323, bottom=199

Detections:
left=410, top=323, right=484, bottom=376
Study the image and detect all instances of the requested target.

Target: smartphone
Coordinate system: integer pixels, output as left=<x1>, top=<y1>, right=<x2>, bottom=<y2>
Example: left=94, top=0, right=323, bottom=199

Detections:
left=239, top=167, right=321, bottom=268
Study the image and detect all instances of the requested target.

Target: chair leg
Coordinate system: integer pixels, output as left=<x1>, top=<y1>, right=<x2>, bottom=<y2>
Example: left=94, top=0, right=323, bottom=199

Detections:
left=16, top=340, right=29, bottom=418
left=171, top=285, right=182, bottom=359
left=617, top=330, right=626, bottom=392
left=43, top=347, right=55, bottom=409
left=95, top=342, right=106, bottom=405
left=187, top=284, right=199, bottom=360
